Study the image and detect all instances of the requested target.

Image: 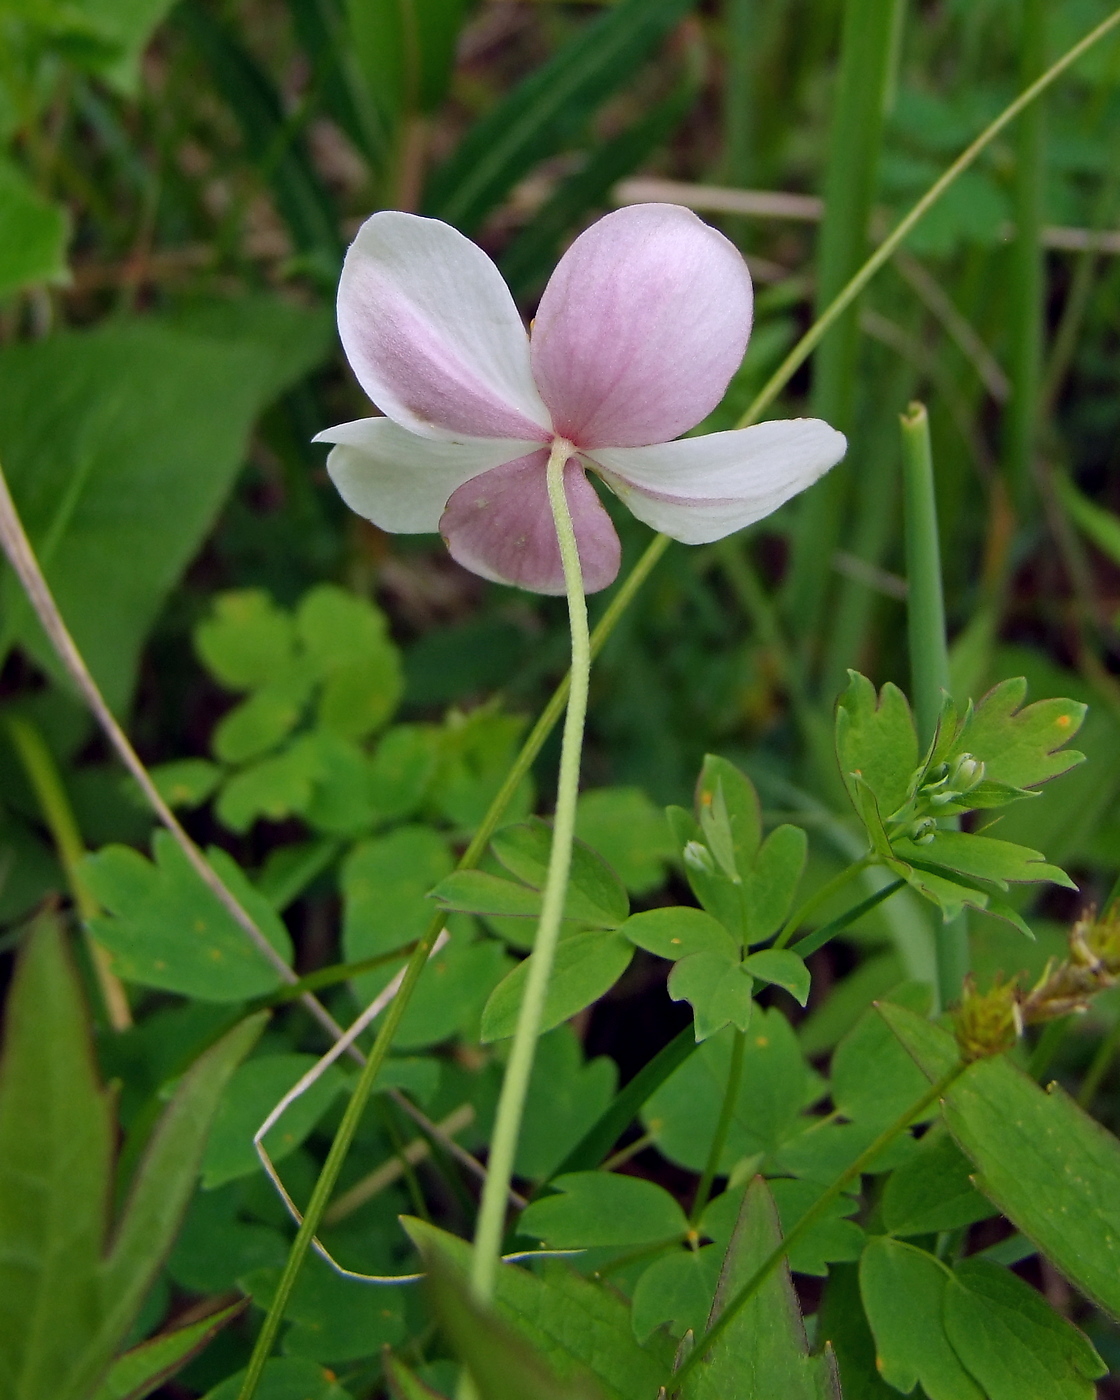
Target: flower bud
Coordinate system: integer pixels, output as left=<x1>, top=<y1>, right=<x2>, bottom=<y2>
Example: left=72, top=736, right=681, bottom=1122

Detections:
left=948, top=753, right=984, bottom=792
left=683, top=841, right=716, bottom=876
left=908, top=817, right=938, bottom=845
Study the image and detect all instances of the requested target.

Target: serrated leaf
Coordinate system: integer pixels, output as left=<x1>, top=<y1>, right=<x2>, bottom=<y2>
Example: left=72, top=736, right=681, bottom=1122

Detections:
left=743, top=950, right=811, bottom=1007
left=743, top=826, right=807, bottom=945
left=491, top=820, right=629, bottom=928
left=943, top=1258, right=1105, bottom=1399
left=84, top=831, right=292, bottom=1000
left=951, top=678, right=1085, bottom=790
left=480, top=931, right=634, bottom=1042
left=668, top=951, right=754, bottom=1040
left=859, top=1239, right=983, bottom=1399
left=91, top=1302, right=245, bottom=1400
left=620, top=906, right=738, bottom=962
left=519, top=1172, right=688, bottom=1249
left=680, top=1177, right=837, bottom=1399
left=836, top=673, right=920, bottom=819
left=195, top=589, right=295, bottom=691
left=214, top=735, right=321, bottom=833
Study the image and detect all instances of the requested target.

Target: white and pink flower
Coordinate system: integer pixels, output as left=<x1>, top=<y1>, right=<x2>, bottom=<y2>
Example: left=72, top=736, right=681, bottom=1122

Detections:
left=317, top=202, right=846, bottom=594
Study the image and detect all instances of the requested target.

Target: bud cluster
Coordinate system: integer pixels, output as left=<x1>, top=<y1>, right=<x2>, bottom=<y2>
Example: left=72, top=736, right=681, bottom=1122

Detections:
left=888, top=752, right=988, bottom=838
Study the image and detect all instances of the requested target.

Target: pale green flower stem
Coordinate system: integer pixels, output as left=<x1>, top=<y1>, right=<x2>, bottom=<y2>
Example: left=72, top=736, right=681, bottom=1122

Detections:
left=468, top=436, right=591, bottom=1301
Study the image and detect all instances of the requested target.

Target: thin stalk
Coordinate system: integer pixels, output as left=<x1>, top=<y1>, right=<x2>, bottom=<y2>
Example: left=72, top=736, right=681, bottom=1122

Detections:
left=690, top=1028, right=746, bottom=1224
left=669, top=1064, right=965, bottom=1392
left=783, top=0, right=903, bottom=653
left=469, top=438, right=591, bottom=1301
left=1077, top=1015, right=1120, bottom=1108
left=900, top=402, right=968, bottom=1006
left=1003, top=0, right=1046, bottom=516
left=4, top=714, right=131, bottom=1029
left=772, top=858, right=869, bottom=949
left=790, top=879, right=905, bottom=960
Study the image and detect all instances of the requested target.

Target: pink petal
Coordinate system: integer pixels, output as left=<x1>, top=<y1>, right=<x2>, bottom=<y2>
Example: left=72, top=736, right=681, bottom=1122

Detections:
left=439, top=452, right=621, bottom=595
left=530, top=204, right=753, bottom=449
left=338, top=211, right=552, bottom=442
left=315, top=416, right=541, bottom=532
left=591, top=419, right=847, bottom=544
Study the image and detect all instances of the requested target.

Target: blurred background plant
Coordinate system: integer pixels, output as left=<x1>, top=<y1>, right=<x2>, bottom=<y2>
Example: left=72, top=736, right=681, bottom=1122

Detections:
left=3, top=1, right=1120, bottom=1397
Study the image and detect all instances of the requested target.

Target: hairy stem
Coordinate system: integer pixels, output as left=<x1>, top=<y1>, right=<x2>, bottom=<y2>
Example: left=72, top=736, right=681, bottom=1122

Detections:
left=469, top=438, right=592, bottom=1300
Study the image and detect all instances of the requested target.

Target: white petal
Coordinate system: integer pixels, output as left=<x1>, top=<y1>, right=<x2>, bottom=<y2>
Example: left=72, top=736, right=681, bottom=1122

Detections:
left=589, top=420, right=847, bottom=545
left=337, top=211, right=552, bottom=441
left=316, top=417, right=540, bottom=533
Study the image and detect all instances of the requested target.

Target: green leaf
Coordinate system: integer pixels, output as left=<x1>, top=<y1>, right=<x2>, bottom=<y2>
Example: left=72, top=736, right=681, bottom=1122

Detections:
left=84, top=830, right=293, bottom=1000
left=680, top=1177, right=838, bottom=1399
left=367, top=724, right=441, bottom=824
left=874, top=999, right=961, bottom=1082
left=423, top=0, right=696, bottom=232
left=697, top=754, right=763, bottom=881
left=765, top=1179, right=864, bottom=1277
left=631, top=1246, right=722, bottom=1343
left=203, top=1357, right=349, bottom=1400
left=214, top=737, right=321, bottom=833
left=245, top=1251, right=406, bottom=1362
left=951, top=678, right=1085, bottom=791
left=431, top=869, right=549, bottom=920
left=515, top=1026, right=617, bottom=1181
left=859, top=1239, right=983, bottom=1400
left=830, top=997, right=940, bottom=1131
left=574, top=787, right=676, bottom=897
left=91, top=1302, right=245, bottom=1400
left=0, top=159, right=68, bottom=297
left=835, top=673, right=920, bottom=820
left=881, top=1126, right=996, bottom=1236
left=385, top=1357, right=445, bottom=1400
left=200, top=1052, right=347, bottom=1188
left=943, top=1258, right=1105, bottom=1399
left=620, top=906, right=738, bottom=962
left=743, top=950, right=811, bottom=1007
left=0, top=311, right=329, bottom=713
left=520, top=1172, right=688, bottom=1250
left=491, top=820, right=629, bottom=928
left=667, top=805, right=746, bottom=941
left=743, top=826, right=808, bottom=945
left=195, top=590, right=295, bottom=691
left=0, top=914, right=114, bottom=1400
left=941, top=1054, right=1120, bottom=1319
left=345, top=0, right=466, bottom=118
left=643, top=1013, right=808, bottom=1173
left=342, top=825, right=453, bottom=959
left=1055, top=470, right=1120, bottom=569
left=148, top=758, right=223, bottom=810
left=403, top=1219, right=673, bottom=1400
left=480, top=931, right=634, bottom=1043
left=893, top=830, right=1076, bottom=891
left=298, top=584, right=403, bottom=739
left=668, top=951, right=754, bottom=1040
left=816, top=1263, right=897, bottom=1400
left=375, top=932, right=512, bottom=1052
left=212, top=671, right=316, bottom=765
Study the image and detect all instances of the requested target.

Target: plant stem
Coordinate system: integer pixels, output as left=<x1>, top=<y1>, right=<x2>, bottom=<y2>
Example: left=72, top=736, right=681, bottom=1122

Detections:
left=1003, top=0, right=1046, bottom=517
left=1078, top=1015, right=1120, bottom=1108
left=690, top=1029, right=746, bottom=1225
left=469, top=438, right=591, bottom=1302
left=4, top=714, right=131, bottom=1029
left=900, top=402, right=968, bottom=1007
left=790, top=879, right=905, bottom=960
left=772, top=858, right=869, bottom=949
left=670, top=1064, right=965, bottom=1391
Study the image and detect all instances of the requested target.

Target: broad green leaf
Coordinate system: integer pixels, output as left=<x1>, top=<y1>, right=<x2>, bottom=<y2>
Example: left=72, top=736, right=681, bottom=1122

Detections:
left=297, top=584, right=402, bottom=738
left=697, top=754, right=763, bottom=881
left=643, top=1013, right=808, bottom=1173
left=515, top=1026, right=617, bottom=1181
left=432, top=707, right=534, bottom=829
left=0, top=915, right=114, bottom=1400
left=480, top=931, right=634, bottom=1042
left=943, top=1258, right=1105, bottom=1400
left=941, top=1054, right=1120, bottom=1319
left=893, top=830, right=1075, bottom=890
left=835, top=673, right=919, bottom=819
left=194, top=590, right=295, bottom=691
left=167, top=1186, right=287, bottom=1295
left=212, top=671, right=316, bottom=766
left=214, top=737, right=321, bottom=832
left=574, top=786, right=675, bottom=896
left=873, top=999, right=961, bottom=1082
left=830, top=997, right=940, bottom=1131
left=519, top=1172, right=688, bottom=1249
left=680, top=1177, right=838, bottom=1399
left=368, top=724, right=441, bottom=823
left=0, top=311, right=330, bottom=713
left=743, top=825, right=808, bottom=944
left=84, top=830, right=293, bottom=1000
left=200, top=1053, right=347, bottom=1188
left=621, top=906, right=738, bottom=962
left=491, top=820, right=629, bottom=928
left=403, top=1219, right=673, bottom=1400
left=431, top=869, right=548, bottom=920
left=423, top=0, right=696, bottom=231
left=816, top=1263, right=897, bottom=1400
left=91, top=1301, right=244, bottom=1400
left=766, top=1179, right=864, bottom=1276
left=203, top=1357, right=349, bottom=1400
left=345, top=0, right=466, bottom=118
left=342, top=825, right=453, bottom=959
left=951, top=678, right=1085, bottom=791
left=148, top=758, right=223, bottom=810
left=631, top=1246, right=721, bottom=1343
left=743, top=950, right=811, bottom=1006
left=668, top=951, right=754, bottom=1040
left=245, top=1251, right=406, bottom=1361
left=298, top=731, right=379, bottom=837
left=0, top=159, right=68, bottom=297
left=881, top=1126, right=996, bottom=1236
left=859, top=1239, right=983, bottom=1400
